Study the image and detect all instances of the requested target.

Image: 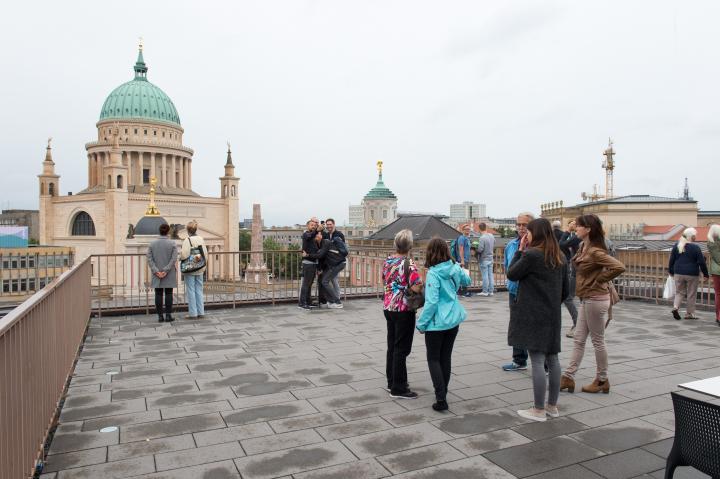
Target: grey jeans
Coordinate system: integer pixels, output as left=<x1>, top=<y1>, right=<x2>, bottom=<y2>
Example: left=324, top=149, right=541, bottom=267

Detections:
left=529, top=350, right=560, bottom=409
left=673, top=274, right=700, bottom=315
left=320, top=262, right=346, bottom=304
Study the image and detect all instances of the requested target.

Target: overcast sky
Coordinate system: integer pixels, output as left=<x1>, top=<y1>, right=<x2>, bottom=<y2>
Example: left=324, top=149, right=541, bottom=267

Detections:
left=1, top=1, right=717, bottom=225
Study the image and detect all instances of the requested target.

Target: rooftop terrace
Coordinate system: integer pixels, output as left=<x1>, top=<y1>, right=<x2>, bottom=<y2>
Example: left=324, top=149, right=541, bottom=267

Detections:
left=37, top=295, right=718, bottom=479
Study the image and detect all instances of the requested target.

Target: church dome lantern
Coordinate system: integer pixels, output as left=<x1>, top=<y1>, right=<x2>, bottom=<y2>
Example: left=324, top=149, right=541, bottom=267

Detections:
left=98, top=44, right=181, bottom=126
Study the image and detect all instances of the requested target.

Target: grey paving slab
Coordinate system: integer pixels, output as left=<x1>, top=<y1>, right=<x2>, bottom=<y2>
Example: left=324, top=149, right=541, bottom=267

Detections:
left=583, top=448, right=667, bottom=479
left=391, top=456, right=517, bottom=478
left=154, top=441, right=245, bottom=471
left=55, top=455, right=155, bottom=479
left=448, top=428, right=532, bottom=456
left=341, top=422, right=453, bottom=459
left=483, top=435, right=604, bottom=477
left=108, top=434, right=196, bottom=461
left=44, top=447, right=107, bottom=473
left=120, top=412, right=227, bottom=442
left=376, top=442, right=466, bottom=474
left=292, top=458, right=391, bottom=479
left=233, top=440, right=356, bottom=479
left=524, top=464, right=604, bottom=479
left=46, top=297, right=718, bottom=478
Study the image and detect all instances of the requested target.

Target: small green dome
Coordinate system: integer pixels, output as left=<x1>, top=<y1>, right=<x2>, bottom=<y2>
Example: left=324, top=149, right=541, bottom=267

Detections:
left=364, top=173, right=397, bottom=199
left=99, top=49, right=181, bottom=126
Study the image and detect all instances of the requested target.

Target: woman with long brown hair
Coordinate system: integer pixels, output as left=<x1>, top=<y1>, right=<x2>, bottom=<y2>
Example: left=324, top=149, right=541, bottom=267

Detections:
left=417, top=238, right=471, bottom=411
left=560, top=214, right=625, bottom=394
left=507, top=218, right=568, bottom=421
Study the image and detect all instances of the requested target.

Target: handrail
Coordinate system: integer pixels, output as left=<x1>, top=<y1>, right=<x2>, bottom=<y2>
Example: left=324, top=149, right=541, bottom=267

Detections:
left=0, top=258, right=91, bottom=479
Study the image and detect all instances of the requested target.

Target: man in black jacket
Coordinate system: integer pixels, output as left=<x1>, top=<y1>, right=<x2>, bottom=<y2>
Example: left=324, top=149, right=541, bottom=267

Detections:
left=304, top=231, right=345, bottom=308
left=299, top=219, right=321, bottom=309
left=323, top=218, right=347, bottom=303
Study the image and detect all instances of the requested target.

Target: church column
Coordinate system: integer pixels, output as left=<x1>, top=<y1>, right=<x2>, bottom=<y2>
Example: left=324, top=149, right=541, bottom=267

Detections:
left=170, top=155, right=176, bottom=187
left=187, top=159, right=191, bottom=189
left=161, top=154, right=167, bottom=186
left=96, top=153, right=103, bottom=186
left=87, top=154, right=92, bottom=187
left=150, top=152, right=156, bottom=181
left=125, top=152, right=131, bottom=187
left=179, top=156, right=184, bottom=189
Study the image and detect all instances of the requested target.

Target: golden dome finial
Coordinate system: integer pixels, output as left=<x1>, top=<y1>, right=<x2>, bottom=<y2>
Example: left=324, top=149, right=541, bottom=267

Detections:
left=138, top=36, right=144, bottom=52
left=145, top=176, right=161, bottom=216
left=376, top=160, right=383, bottom=175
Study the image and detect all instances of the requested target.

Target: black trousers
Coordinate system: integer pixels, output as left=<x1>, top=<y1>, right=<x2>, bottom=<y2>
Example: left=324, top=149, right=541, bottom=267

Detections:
left=299, top=263, right=317, bottom=306
left=425, top=326, right=460, bottom=401
left=154, top=288, right=173, bottom=317
left=385, top=310, right=416, bottom=394
left=509, top=293, right=529, bottom=366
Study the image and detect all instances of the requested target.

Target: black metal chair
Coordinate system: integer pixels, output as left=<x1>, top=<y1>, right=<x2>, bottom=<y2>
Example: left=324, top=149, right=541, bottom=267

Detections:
left=666, top=391, right=720, bottom=479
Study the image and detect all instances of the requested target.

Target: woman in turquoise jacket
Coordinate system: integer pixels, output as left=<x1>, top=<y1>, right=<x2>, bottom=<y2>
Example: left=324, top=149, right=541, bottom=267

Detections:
left=417, top=238, right=472, bottom=411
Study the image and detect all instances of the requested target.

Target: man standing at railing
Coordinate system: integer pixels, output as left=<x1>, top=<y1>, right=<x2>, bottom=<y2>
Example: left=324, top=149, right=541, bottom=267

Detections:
left=299, top=219, right=321, bottom=310
left=502, top=212, right=535, bottom=371
left=147, top=223, right=177, bottom=322
left=323, top=218, right=347, bottom=303
left=476, top=222, right=495, bottom=297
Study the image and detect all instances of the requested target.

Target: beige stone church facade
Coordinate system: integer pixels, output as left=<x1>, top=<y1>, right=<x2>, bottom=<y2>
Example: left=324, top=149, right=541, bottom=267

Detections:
left=38, top=46, right=239, bottom=274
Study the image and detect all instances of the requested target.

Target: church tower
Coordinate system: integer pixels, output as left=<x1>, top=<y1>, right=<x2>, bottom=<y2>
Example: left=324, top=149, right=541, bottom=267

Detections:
left=38, top=139, right=60, bottom=244
left=103, top=125, right=129, bottom=254
left=220, top=143, right=239, bottom=264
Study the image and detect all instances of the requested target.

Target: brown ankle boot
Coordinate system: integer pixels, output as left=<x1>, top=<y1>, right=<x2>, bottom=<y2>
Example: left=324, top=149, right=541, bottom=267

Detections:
left=560, top=375, right=575, bottom=393
left=581, top=377, right=610, bottom=394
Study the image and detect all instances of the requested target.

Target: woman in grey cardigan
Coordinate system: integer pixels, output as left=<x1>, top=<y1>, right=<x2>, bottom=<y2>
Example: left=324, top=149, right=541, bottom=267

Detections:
left=507, top=218, right=569, bottom=422
left=146, top=223, right=178, bottom=322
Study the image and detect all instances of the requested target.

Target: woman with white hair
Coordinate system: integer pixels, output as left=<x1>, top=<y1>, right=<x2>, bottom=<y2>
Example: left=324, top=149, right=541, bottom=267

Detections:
left=382, top=229, right=423, bottom=399
left=669, top=227, right=709, bottom=320
left=708, top=224, right=720, bottom=324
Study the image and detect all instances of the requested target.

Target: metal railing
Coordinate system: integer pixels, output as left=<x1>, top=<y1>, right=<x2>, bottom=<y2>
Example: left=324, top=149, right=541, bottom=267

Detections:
left=87, top=246, right=716, bottom=316
left=0, top=259, right=91, bottom=479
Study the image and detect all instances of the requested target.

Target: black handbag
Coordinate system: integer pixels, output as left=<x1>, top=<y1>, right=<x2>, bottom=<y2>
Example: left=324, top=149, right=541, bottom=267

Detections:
left=403, top=257, right=425, bottom=311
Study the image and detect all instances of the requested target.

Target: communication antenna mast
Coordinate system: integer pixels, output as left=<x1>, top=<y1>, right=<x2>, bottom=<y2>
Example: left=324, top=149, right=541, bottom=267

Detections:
left=602, top=138, right=615, bottom=199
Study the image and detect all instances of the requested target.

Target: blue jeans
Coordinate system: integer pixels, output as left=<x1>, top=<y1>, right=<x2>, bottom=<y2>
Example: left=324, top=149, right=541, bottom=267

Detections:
left=480, top=260, right=494, bottom=293
left=185, top=274, right=204, bottom=316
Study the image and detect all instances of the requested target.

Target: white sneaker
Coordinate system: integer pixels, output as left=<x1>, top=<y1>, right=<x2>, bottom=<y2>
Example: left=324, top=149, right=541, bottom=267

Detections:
left=517, top=408, right=547, bottom=422
left=479, top=292, right=489, bottom=297
left=328, top=303, right=343, bottom=309
left=546, top=406, right=560, bottom=418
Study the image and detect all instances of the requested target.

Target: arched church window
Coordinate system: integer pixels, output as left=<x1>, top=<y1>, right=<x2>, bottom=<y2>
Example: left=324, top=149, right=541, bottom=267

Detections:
left=71, top=212, right=96, bottom=236
left=48, top=183, right=55, bottom=196
left=117, top=175, right=123, bottom=189
left=231, top=185, right=236, bottom=197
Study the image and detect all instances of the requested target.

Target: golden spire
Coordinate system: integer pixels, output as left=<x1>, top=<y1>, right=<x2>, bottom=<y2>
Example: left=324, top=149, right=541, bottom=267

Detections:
left=376, top=160, right=383, bottom=175
left=145, top=176, right=161, bottom=216
left=138, top=36, right=144, bottom=51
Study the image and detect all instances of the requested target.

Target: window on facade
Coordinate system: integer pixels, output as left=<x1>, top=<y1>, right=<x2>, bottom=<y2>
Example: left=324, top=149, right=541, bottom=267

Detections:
left=162, top=132, right=165, bottom=137
left=117, top=175, right=123, bottom=189
left=144, top=129, right=147, bottom=135
left=1, top=259, right=9, bottom=269
left=143, top=169, right=150, bottom=184
left=49, top=183, right=55, bottom=196
left=153, top=130, right=157, bottom=136
left=2, top=280, right=9, bottom=293
left=231, top=185, right=236, bottom=196
left=366, top=265, right=371, bottom=284
left=11, top=279, right=19, bottom=292
left=134, top=128, right=138, bottom=134
left=11, top=258, right=18, bottom=269
left=356, top=263, right=361, bottom=280
left=28, top=278, right=35, bottom=291
left=29, top=256, right=35, bottom=268
left=71, top=211, right=96, bottom=236
left=20, top=257, right=26, bottom=269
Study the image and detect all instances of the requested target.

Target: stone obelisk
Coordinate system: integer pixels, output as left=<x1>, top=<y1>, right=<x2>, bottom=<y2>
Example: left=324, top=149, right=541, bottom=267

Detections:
left=245, top=203, right=269, bottom=284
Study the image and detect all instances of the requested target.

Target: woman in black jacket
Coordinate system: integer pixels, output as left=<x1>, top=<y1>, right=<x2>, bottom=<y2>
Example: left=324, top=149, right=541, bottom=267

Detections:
left=507, top=218, right=569, bottom=422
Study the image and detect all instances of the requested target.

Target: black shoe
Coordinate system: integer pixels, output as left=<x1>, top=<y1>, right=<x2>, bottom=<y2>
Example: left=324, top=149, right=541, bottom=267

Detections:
left=672, top=309, right=681, bottom=320
left=298, top=304, right=311, bottom=310
left=157, top=316, right=164, bottom=323
left=390, top=390, right=418, bottom=399
left=432, top=400, right=449, bottom=411
left=165, top=314, right=175, bottom=322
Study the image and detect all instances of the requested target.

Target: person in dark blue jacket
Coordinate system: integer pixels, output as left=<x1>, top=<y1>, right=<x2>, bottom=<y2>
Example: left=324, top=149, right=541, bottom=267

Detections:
left=669, top=227, right=709, bottom=320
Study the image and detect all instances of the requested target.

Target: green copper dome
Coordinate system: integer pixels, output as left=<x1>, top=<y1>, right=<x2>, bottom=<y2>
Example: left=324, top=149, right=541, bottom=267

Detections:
left=99, top=49, right=181, bottom=125
left=364, top=172, right=397, bottom=199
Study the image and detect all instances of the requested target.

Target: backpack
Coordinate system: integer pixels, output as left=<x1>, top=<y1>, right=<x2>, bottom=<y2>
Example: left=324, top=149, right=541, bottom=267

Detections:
left=333, top=236, right=348, bottom=258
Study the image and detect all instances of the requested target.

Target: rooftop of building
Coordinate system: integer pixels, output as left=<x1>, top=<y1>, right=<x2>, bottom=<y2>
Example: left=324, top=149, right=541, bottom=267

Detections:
left=41, top=296, right=717, bottom=478
left=574, top=194, right=697, bottom=208
left=368, top=214, right=460, bottom=241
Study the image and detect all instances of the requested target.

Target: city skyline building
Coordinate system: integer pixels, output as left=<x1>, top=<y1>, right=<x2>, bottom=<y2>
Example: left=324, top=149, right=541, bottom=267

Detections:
left=449, top=201, right=487, bottom=223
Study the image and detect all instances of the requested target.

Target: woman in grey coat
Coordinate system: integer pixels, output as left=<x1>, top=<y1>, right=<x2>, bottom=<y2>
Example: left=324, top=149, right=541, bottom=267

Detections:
left=507, top=218, right=569, bottom=422
left=146, top=223, right=178, bottom=322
